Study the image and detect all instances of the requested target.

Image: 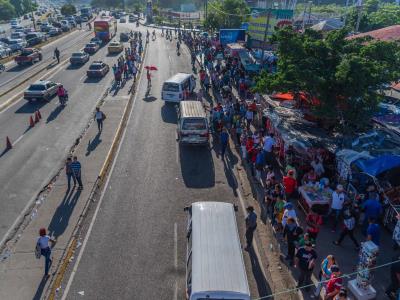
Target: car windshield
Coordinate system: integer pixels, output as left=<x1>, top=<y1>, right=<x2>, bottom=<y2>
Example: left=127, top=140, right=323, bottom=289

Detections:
left=28, top=84, right=45, bottom=91
left=89, top=64, right=102, bottom=70
left=182, top=119, right=207, bottom=131
left=72, top=53, right=84, bottom=57
left=86, top=43, right=95, bottom=47
left=21, top=49, right=33, bottom=55
left=110, top=43, right=119, bottom=46
left=163, top=82, right=180, bottom=92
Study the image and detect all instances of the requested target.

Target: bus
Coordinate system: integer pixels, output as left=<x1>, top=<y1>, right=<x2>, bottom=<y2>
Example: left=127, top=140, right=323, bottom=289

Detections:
left=93, top=17, right=117, bottom=43
left=80, top=7, right=92, bottom=19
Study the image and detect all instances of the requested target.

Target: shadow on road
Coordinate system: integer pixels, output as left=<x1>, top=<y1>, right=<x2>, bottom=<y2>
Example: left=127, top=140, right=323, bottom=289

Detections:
left=161, top=104, right=177, bottom=124
left=223, top=151, right=239, bottom=197
left=66, top=63, right=85, bottom=70
left=248, top=246, right=272, bottom=297
left=179, top=145, right=215, bottom=188
left=143, top=95, right=157, bottom=102
left=86, top=132, right=102, bottom=156
left=84, top=77, right=103, bottom=84
left=15, top=101, right=47, bottom=114
left=46, top=104, right=65, bottom=123
left=6, top=64, right=30, bottom=72
left=48, top=189, right=81, bottom=238
left=32, top=275, right=49, bottom=300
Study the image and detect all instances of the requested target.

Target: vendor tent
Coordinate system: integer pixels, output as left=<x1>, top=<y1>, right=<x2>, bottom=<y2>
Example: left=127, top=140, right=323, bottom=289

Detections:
left=355, top=155, right=400, bottom=176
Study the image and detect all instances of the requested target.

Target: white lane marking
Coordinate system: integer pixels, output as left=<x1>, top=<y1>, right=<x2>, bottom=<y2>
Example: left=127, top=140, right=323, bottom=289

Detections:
left=173, top=281, right=178, bottom=300
left=12, top=134, right=24, bottom=146
left=61, top=46, right=147, bottom=300
left=174, top=222, right=178, bottom=269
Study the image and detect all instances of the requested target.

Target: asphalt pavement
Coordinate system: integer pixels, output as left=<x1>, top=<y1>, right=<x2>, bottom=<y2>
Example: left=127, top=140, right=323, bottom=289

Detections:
left=0, top=24, right=133, bottom=248
left=61, top=27, right=267, bottom=300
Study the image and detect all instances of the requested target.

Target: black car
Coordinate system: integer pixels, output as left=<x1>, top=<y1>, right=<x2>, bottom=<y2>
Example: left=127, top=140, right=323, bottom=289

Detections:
left=86, top=61, right=109, bottom=78
left=120, top=32, right=129, bottom=42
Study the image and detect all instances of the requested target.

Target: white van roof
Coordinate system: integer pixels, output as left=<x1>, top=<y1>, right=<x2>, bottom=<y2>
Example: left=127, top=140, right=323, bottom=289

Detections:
left=191, top=202, right=250, bottom=299
left=165, top=72, right=192, bottom=84
left=180, top=101, right=206, bottom=119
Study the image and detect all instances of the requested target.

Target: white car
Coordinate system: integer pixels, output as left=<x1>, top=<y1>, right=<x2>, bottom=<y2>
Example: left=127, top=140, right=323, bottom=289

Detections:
left=0, top=45, right=11, bottom=58
left=120, top=17, right=126, bottom=23
left=8, top=39, right=27, bottom=52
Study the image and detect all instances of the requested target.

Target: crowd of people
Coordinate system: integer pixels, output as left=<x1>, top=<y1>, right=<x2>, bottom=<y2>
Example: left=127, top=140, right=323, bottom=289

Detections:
left=111, top=31, right=143, bottom=87
left=180, top=29, right=398, bottom=299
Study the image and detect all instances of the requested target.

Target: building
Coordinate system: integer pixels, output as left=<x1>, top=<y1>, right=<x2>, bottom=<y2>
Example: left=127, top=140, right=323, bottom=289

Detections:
left=347, top=25, right=400, bottom=42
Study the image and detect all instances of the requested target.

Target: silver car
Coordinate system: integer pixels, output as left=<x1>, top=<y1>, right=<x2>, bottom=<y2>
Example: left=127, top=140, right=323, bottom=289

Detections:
left=24, top=80, right=61, bottom=102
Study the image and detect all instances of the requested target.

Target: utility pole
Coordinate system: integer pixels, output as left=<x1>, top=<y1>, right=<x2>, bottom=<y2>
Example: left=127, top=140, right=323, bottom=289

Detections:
left=343, top=0, right=350, bottom=25
left=355, top=0, right=363, bottom=33
left=261, top=8, right=271, bottom=62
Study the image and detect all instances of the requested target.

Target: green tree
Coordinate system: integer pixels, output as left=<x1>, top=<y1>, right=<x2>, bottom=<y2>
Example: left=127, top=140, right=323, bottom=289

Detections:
left=61, top=3, right=77, bottom=15
left=254, top=27, right=400, bottom=131
left=0, top=0, right=16, bottom=20
left=204, top=0, right=250, bottom=30
left=10, top=0, right=23, bottom=15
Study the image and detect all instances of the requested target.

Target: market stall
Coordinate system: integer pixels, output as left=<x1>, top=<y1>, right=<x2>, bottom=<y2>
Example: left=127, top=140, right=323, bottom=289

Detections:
left=298, top=185, right=332, bottom=214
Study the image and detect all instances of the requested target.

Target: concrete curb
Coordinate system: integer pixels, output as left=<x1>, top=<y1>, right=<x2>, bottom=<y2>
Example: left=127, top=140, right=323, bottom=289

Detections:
left=46, top=42, right=148, bottom=300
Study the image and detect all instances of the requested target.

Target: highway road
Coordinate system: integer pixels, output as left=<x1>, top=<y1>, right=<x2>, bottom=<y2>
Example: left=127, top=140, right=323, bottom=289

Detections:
left=62, top=27, right=266, bottom=299
left=0, top=24, right=132, bottom=246
left=0, top=29, right=93, bottom=102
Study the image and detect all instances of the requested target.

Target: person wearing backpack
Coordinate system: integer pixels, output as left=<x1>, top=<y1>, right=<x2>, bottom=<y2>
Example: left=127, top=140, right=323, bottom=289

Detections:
left=35, top=228, right=56, bottom=277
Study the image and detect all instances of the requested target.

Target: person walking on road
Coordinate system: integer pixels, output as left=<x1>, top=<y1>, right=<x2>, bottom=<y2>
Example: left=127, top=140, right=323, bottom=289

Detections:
left=65, top=157, right=75, bottom=190
left=333, top=202, right=359, bottom=250
left=314, top=254, right=337, bottom=297
left=220, top=128, right=229, bottom=160
left=71, top=156, right=83, bottom=190
left=36, top=228, right=56, bottom=277
left=295, top=241, right=317, bottom=292
left=323, top=265, right=342, bottom=300
left=54, top=48, right=60, bottom=64
left=95, top=107, right=106, bottom=132
left=245, top=206, right=257, bottom=251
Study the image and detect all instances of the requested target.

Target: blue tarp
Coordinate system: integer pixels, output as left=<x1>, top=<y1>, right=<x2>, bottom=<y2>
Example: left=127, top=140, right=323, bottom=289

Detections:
left=355, top=154, right=400, bottom=176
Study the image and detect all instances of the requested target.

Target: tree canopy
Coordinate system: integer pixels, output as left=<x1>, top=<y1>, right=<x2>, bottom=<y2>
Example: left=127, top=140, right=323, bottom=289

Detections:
left=61, top=3, right=77, bottom=16
left=204, top=0, right=250, bottom=31
left=346, top=3, right=400, bottom=32
left=254, top=27, right=400, bottom=131
left=0, top=0, right=16, bottom=20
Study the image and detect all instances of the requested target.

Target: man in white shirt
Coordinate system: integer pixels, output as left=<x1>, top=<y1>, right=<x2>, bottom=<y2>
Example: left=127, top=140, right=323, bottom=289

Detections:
left=330, top=184, right=345, bottom=232
left=263, top=133, right=275, bottom=166
left=311, top=157, right=325, bottom=177
left=95, top=107, right=105, bottom=132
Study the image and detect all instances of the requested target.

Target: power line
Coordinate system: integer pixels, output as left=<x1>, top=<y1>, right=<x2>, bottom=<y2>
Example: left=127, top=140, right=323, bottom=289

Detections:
left=251, top=257, right=400, bottom=300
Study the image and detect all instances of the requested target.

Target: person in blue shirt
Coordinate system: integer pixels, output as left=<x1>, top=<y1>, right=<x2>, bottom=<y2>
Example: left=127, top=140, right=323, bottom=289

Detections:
left=367, top=217, right=380, bottom=246
left=362, top=196, right=382, bottom=235
left=220, top=129, right=229, bottom=160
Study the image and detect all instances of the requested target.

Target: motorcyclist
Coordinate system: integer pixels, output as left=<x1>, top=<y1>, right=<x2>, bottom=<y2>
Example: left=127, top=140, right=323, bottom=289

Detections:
left=176, top=41, right=180, bottom=53
left=57, top=85, right=67, bottom=105
left=146, top=30, right=150, bottom=43
left=152, top=30, right=156, bottom=39
left=54, top=48, right=60, bottom=64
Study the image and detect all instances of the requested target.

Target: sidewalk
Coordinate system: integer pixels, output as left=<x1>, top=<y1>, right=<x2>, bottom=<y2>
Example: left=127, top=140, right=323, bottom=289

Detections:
left=193, top=48, right=399, bottom=298
left=0, top=77, right=138, bottom=299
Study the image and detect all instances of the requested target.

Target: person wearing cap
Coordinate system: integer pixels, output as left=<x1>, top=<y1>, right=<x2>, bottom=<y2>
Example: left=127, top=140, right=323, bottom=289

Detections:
left=324, top=265, right=342, bottom=300
left=245, top=206, right=257, bottom=251
left=295, top=240, right=317, bottom=292
left=36, top=228, right=56, bottom=276
left=283, top=170, right=297, bottom=201
left=330, top=185, right=345, bottom=232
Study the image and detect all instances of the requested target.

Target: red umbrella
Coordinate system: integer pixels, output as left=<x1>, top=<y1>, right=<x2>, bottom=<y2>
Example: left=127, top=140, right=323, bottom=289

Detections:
left=144, top=65, right=158, bottom=71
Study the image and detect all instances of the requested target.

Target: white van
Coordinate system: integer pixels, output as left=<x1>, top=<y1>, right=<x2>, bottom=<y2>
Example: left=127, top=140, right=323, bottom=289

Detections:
left=184, top=202, right=251, bottom=300
left=161, top=73, right=196, bottom=102
left=177, top=101, right=209, bottom=145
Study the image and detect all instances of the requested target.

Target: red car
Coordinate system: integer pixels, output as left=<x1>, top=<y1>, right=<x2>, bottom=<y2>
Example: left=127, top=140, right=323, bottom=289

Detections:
left=84, top=42, right=99, bottom=54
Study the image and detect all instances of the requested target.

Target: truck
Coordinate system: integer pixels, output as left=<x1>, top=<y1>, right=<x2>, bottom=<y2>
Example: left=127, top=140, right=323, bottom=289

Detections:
left=15, top=48, right=42, bottom=65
